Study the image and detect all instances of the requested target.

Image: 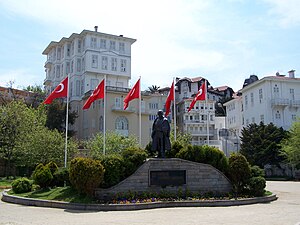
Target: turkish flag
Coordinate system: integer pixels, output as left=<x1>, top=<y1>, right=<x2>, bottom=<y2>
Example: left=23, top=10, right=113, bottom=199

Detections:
left=165, top=81, right=174, bottom=117
left=83, top=79, right=105, bottom=110
left=188, top=82, right=206, bottom=112
left=44, top=77, right=68, bottom=104
left=123, top=78, right=140, bottom=110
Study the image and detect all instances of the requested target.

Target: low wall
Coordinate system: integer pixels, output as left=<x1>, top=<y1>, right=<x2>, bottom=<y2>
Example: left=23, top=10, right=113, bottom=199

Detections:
left=95, top=158, right=232, bottom=200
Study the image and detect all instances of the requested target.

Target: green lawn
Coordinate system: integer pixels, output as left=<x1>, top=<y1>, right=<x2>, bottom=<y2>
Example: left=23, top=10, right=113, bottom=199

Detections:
left=8, top=187, right=96, bottom=204
left=0, top=177, right=15, bottom=187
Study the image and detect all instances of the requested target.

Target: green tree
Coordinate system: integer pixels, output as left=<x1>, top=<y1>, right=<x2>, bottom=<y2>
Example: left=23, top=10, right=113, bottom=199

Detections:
left=87, top=131, right=140, bottom=158
left=45, top=100, right=77, bottom=136
left=240, top=122, right=288, bottom=167
left=23, top=85, right=45, bottom=108
left=281, top=119, right=300, bottom=169
left=148, top=85, right=160, bottom=93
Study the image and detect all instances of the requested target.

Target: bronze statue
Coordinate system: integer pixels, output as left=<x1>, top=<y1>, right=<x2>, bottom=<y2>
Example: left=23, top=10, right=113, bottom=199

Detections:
left=151, top=110, right=171, bottom=158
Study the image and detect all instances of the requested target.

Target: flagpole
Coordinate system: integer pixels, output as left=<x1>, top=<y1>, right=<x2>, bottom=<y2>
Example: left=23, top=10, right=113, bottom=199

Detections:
left=64, top=74, right=70, bottom=168
left=206, top=80, right=209, bottom=146
left=103, top=76, right=106, bottom=155
left=139, top=76, right=142, bottom=146
left=173, top=78, right=177, bottom=141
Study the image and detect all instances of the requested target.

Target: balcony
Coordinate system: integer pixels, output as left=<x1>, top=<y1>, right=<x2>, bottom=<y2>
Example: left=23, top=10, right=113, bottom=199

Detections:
left=290, top=100, right=300, bottom=108
left=44, top=59, right=53, bottom=68
left=43, top=77, right=52, bottom=85
left=111, top=105, right=136, bottom=113
left=271, top=98, right=289, bottom=107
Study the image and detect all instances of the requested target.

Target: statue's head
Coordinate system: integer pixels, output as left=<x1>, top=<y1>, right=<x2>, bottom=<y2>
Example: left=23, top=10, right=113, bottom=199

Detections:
left=157, top=110, right=164, bottom=118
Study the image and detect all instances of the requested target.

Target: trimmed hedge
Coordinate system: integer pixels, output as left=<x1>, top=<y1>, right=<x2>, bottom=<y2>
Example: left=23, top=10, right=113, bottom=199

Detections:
left=11, top=177, right=32, bottom=194
left=100, top=154, right=124, bottom=188
left=32, top=163, right=53, bottom=188
left=69, top=157, right=104, bottom=195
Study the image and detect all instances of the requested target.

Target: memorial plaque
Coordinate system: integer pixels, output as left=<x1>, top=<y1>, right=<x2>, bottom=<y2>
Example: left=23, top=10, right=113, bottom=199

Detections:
left=149, top=170, right=186, bottom=186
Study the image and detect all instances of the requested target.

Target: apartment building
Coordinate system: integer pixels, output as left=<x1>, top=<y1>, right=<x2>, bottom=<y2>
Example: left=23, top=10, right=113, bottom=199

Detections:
left=225, top=70, right=300, bottom=150
left=175, top=77, right=231, bottom=151
left=42, top=28, right=167, bottom=147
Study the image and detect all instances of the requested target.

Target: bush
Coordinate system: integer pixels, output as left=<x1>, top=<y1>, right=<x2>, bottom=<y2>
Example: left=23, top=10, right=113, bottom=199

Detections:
left=69, top=157, right=105, bottom=195
left=166, top=140, right=184, bottom=158
left=248, top=176, right=266, bottom=197
left=46, top=161, right=59, bottom=175
left=100, top=154, right=124, bottom=188
left=228, top=153, right=251, bottom=194
left=11, top=177, right=32, bottom=194
left=250, top=165, right=265, bottom=177
left=175, top=145, right=229, bottom=174
left=121, top=147, right=147, bottom=178
left=53, top=167, right=70, bottom=187
left=32, top=163, right=53, bottom=188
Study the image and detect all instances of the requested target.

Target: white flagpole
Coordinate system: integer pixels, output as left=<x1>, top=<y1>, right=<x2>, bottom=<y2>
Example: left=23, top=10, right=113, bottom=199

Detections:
left=103, top=75, right=106, bottom=155
left=206, top=80, right=209, bottom=146
left=173, top=78, right=177, bottom=141
left=139, top=76, right=142, bottom=146
left=64, top=74, right=70, bottom=168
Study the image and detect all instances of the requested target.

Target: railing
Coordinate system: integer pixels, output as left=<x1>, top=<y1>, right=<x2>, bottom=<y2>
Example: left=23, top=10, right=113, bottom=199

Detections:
left=290, top=100, right=300, bottom=107
left=271, top=98, right=289, bottom=106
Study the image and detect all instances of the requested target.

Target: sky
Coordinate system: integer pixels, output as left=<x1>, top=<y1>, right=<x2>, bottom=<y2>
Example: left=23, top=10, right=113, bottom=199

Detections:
left=0, top=0, right=300, bottom=92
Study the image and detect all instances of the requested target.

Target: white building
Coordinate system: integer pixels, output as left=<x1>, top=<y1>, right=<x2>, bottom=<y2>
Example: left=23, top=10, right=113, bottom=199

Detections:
left=175, top=77, right=231, bottom=153
left=42, top=28, right=168, bottom=147
left=225, top=70, right=300, bottom=151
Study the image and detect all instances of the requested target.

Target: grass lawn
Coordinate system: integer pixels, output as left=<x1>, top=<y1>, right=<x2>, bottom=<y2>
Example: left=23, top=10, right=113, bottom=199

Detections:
left=8, top=186, right=96, bottom=204
left=0, top=177, right=15, bottom=187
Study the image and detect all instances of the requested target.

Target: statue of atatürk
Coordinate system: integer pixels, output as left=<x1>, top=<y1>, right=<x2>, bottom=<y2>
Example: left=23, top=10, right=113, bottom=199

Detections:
left=151, top=110, right=171, bottom=158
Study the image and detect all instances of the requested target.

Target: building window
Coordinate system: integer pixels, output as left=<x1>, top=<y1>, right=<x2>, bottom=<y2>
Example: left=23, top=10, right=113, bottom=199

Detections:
left=115, top=116, right=129, bottom=135
left=111, top=57, right=117, bottom=71
left=76, top=80, right=80, bottom=96
left=259, top=89, right=263, bottom=103
left=115, top=97, right=122, bottom=109
left=99, top=116, right=103, bottom=131
left=92, top=55, right=98, bottom=68
left=81, top=80, right=84, bottom=95
left=251, top=117, right=255, bottom=123
left=82, top=38, right=85, bottom=50
left=91, top=79, right=99, bottom=90
left=260, top=114, right=264, bottom=123
left=290, top=89, right=295, bottom=100
left=57, top=47, right=61, bottom=60
left=76, top=58, right=81, bottom=72
left=149, top=103, right=158, bottom=109
left=66, top=62, right=70, bottom=74
left=245, top=95, right=248, bottom=109
left=71, top=42, right=74, bottom=55
left=120, top=59, right=126, bottom=72
left=250, top=93, right=254, bottom=106
left=67, top=44, right=71, bottom=57
left=110, top=40, right=116, bottom=50
left=119, top=42, right=125, bottom=53
left=116, top=82, right=123, bottom=87
left=71, top=60, right=74, bottom=73
left=82, top=57, right=85, bottom=71
left=274, top=84, right=279, bottom=97
left=275, top=111, right=281, bottom=119
left=77, top=40, right=81, bottom=53
left=292, top=114, right=296, bottom=121
left=102, top=56, right=108, bottom=70
left=100, top=39, right=106, bottom=49
left=70, top=81, right=73, bottom=97
left=56, top=65, right=60, bottom=78
left=91, top=37, right=97, bottom=48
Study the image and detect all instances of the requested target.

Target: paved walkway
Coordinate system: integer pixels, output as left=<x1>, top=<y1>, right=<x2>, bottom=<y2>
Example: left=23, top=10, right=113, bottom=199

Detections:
left=0, top=181, right=300, bottom=225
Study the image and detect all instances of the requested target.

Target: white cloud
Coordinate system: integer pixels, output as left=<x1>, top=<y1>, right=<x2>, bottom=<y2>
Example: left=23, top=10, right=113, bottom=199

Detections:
left=264, top=0, right=300, bottom=28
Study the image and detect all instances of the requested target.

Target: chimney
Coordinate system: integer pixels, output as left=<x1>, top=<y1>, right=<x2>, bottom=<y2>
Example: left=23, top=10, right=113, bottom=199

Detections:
left=94, top=26, right=98, bottom=32
left=288, top=70, right=295, bottom=78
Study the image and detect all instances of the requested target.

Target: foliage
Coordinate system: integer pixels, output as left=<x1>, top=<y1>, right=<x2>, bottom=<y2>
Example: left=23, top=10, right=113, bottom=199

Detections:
left=69, top=157, right=104, bottom=195
left=176, top=145, right=229, bottom=174
left=280, top=119, right=300, bottom=169
left=228, top=153, right=251, bottom=194
left=121, top=147, right=148, bottom=178
left=32, top=163, right=53, bottom=188
left=53, top=167, right=70, bottom=187
left=46, top=161, right=59, bottom=175
left=23, top=85, right=45, bottom=108
left=166, top=140, right=184, bottom=158
left=240, top=122, right=288, bottom=167
left=11, top=177, right=32, bottom=194
left=250, top=165, right=265, bottom=177
left=87, top=131, right=140, bottom=157
left=248, top=176, right=266, bottom=197
left=100, top=154, right=124, bottom=188
left=45, top=100, right=77, bottom=136
left=148, top=85, right=160, bottom=93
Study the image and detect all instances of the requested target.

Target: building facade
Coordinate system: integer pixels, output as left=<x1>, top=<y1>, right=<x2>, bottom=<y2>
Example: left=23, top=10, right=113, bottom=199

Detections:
left=42, top=28, right=167, bottom=147
left=225, top=71, right=300, bottom=151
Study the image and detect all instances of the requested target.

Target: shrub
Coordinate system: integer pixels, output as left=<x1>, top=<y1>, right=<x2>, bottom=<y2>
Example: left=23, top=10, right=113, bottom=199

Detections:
left=32, top=163, right=53, bottom=188
left=228, top=153, right=251, bottom=194
left=69, top=157, right=105, bottom=195
left=11, top=177, right=32, bottom=194
left=46, top=161, right=59, bottom=175
left=121, top=147, right=147, bottom=178
left=166, top=140, right=184, bottom=158
left=100, top=154, right=124, bottom=188
left=248, top=176, right=266, bottom=197
left=53, top=167, right=70, bottom=187
left=250, top=165, right=265, bottom=177
left=175, top=145, right=229, bottom=173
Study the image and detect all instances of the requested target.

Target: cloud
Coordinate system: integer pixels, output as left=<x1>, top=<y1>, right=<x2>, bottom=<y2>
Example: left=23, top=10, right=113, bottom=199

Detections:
left=264, top=0, right=300, bottom=28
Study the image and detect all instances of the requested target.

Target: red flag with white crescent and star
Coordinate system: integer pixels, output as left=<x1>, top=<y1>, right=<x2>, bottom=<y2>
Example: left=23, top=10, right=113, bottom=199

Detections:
left=165, top=81, right=174, bottom=117
left=188, top=81, right=206, bottom=112
left=44, top=77, right=68, bottom=104
left=123, top=78, right=140, bottom=110
left=83, top=79, right=105, bottom=110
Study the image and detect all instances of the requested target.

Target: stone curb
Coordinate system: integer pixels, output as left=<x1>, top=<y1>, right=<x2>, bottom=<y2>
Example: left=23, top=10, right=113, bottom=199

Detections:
left=1, top=190, right=278, bottom=211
